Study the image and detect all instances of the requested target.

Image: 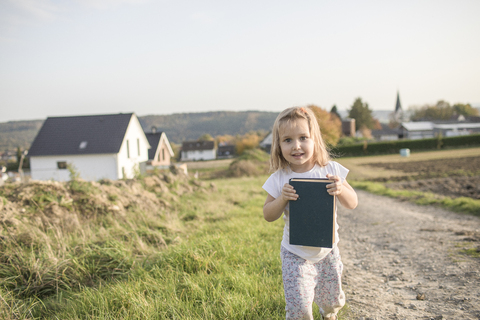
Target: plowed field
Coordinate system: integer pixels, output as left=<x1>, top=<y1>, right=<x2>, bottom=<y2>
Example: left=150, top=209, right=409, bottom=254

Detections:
left=366, top=156, right=480, bottom=199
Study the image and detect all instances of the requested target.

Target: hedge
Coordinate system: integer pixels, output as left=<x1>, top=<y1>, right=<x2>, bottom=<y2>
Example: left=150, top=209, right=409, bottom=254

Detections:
left=332, top=133, right=480, bottom=157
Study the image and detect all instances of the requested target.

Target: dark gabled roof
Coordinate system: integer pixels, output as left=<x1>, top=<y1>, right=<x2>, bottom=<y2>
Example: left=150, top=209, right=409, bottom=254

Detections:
left=28, top=113, right=134, bottom=156
left=217, top=145, right=235, bottom=152
left=372, top=123, right=401, bottom=136
left=182, top=140, right=215, bottom=151
left=145, top=132, right=164, bottom=160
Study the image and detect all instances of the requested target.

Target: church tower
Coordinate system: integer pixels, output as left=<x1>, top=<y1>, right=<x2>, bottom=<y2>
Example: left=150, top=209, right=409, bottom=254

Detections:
left=394, top=91, right=403, bottom=122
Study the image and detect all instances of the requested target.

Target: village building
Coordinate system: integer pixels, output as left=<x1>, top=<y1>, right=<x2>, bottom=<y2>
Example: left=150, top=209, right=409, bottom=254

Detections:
left=400, top=121, right=480, bottom=139
left=217, top=144, right=236, bottom=159
left=28, top=113, right=150, bottom=181
left=259, top=132, right=272, bottom=153
left=144, top=127, right=174, bottom=169
left=180, top=140, right=216, bottom=161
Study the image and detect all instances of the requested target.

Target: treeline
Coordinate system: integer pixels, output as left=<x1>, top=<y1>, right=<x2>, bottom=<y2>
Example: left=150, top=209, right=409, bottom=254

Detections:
left=409, top=101, right=478, bottom=121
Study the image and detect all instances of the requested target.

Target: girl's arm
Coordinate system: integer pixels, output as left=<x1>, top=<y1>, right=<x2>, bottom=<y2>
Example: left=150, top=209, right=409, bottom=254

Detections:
left=263, top=183, right=298, bottom=222
left=326, top=174, right=358, bottom=209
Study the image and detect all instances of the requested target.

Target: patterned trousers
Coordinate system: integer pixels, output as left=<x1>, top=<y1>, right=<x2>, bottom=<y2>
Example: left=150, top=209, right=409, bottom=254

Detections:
left=281, top=245, right=345, bottom=319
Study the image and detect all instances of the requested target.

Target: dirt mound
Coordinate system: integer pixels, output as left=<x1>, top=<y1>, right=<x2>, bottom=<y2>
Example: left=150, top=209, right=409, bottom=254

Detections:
left=0, top=171, right=215, bottom=233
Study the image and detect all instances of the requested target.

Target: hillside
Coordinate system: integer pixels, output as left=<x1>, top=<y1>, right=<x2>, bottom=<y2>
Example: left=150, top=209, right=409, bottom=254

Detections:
left=138, top=111, right=277, bottom=144
left=0, top=111, right=278, bottom=151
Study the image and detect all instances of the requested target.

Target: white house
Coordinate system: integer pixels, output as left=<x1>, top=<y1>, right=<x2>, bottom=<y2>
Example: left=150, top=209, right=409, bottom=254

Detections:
left=180, top=141, right=216, bottom=161
left=28, top=113, right=150, bottom=181
left=144, top=127, right=175, bottom=170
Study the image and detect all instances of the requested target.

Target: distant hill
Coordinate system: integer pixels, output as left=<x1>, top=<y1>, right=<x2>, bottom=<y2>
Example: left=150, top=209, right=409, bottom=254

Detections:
left=139, top=111, right=278, bottom=144
left=0, top=111, right=279, bottom=151
left=0, top=120, right=44, bottom=151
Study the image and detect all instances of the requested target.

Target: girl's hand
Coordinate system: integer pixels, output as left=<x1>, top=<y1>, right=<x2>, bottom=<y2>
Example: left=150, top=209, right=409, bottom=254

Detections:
left=326, top=174, right=343, bottom=196
left=281, top=183, right=298, bottom=201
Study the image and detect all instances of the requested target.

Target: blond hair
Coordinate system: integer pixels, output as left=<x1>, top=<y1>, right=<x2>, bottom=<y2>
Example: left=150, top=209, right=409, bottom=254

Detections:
left=269, top=106, right=330, bottom=171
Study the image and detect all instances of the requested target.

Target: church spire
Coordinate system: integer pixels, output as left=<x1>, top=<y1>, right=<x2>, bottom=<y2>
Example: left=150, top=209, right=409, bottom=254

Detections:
left=395, top=91, right=402, bottom=113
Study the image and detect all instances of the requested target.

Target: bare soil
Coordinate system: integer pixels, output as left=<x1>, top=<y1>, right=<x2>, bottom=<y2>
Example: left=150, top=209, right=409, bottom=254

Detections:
left=339, top=190, right=480, bottom=320
left=365, top=156, right=480, bottom=199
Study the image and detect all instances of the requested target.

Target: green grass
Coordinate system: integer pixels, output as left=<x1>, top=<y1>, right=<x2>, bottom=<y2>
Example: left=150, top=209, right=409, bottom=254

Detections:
left=350, top=181, right=480, bottom=216
left=1, top=176, right=349, bottom=319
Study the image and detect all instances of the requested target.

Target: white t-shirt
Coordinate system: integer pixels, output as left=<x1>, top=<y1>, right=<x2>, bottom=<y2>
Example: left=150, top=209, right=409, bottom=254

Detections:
left=262, top=161, right=349, bottom=263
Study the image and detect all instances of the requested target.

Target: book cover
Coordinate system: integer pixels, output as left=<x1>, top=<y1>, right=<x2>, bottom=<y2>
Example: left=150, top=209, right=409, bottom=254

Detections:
left=288, top=178, right=336, bottom=248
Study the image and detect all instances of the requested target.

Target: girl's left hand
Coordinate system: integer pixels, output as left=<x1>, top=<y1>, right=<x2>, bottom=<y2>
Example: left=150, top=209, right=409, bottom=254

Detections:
left=326, top=174, right=343, bottom=196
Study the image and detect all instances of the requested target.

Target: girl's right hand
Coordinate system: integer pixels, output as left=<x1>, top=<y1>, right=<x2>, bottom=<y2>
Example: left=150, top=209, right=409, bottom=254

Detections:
left=281, top=183, right=299, bottom=202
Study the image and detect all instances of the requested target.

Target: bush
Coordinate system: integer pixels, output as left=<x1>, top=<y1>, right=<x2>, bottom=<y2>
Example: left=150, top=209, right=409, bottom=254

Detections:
left=227, top=149, right=269, bottom=177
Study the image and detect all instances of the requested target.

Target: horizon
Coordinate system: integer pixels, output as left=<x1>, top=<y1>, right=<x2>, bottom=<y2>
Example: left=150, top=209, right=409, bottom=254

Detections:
left=1, top=1, right=479, bottom=123
left=3, top=106, right=480, bottom=125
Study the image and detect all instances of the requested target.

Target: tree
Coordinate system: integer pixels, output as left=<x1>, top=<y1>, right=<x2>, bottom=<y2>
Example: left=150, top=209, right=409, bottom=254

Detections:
left=347, top=98, right=375, bottom=131
left=410, top=100, right=454, bottom=121
left=453, top=103, right=479, bottom=117
left=215, top=134, right=235, bottom=146
left=330, top=105, right=342, bottom=121
left=308, top=105, right=342, bottom=147
left=198, top=133, right=214, bottom=141
left=235, top=132, right=261, bottom=155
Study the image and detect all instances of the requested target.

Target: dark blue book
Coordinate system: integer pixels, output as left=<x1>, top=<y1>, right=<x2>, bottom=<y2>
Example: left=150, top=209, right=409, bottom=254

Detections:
left=289, top=178, right=336, bottom=248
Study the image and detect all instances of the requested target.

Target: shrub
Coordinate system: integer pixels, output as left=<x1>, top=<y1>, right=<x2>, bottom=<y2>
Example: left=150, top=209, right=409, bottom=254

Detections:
left=227, top=148, right=269, bottom=177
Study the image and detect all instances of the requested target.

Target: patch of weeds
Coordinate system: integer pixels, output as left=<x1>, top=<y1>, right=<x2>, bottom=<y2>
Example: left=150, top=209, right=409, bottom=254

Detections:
left=107, top=194, right=118, bottom=202
left=460, top=247, right=480, bottom=258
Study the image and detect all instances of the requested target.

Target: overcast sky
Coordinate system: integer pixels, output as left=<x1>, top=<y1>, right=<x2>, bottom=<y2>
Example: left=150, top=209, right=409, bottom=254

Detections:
left=1, top=0, right=479, bottom=123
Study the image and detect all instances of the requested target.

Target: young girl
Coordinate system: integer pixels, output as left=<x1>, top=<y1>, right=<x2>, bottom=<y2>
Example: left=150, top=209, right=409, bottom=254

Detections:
left=263, top=106, right=358, bottom=320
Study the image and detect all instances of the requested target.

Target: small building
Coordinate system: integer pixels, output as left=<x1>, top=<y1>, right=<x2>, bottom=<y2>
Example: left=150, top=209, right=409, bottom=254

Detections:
left=181, top=140, right=216, bottom=161
left=341, top=119, right=356, bottom=137
left=217, top=144, right=236, bottom=159
left=400, top=122, right=435, bottom=139
left=371, top=124, right=400, bottom=141
left=400, top=121, right=480, bottom=139
left=145, top=127, right=174, bottom=168
left=259, top=132, right=272, bottom=153
left=28, top=113, right=150, bottom=181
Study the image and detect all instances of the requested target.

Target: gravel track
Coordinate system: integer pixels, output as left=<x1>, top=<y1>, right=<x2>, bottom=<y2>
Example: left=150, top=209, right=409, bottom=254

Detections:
left=338, top=190, right=480, bottom=320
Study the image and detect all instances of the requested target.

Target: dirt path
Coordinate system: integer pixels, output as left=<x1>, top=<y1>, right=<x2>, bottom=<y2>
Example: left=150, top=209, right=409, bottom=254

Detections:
left=338, top=190, right=480, bottom=320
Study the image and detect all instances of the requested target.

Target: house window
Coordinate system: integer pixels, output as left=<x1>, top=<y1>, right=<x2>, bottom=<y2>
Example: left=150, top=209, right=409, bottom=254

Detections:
left=57, top=161, right=67, bottom=169
left=162, top=148, right=165, bottom=161
left=137, top=138, right=140, bottom=156
left=126, top=140, right=130, bottom=158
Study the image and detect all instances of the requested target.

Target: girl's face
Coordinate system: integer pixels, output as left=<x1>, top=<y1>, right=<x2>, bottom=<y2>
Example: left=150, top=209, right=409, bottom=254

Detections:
left=279, top=118, right=315, bottom=173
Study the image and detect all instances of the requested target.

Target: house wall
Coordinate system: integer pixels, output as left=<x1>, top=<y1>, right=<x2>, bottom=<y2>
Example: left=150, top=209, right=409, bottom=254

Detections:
left=181, top=149, right=216, bottom=161
left=407, top=131, right=435, bottom=140
left=117, top=115, right=150, bottom=179
left=30, top=154, right=118, bottom=181
left=150, top=137, right=172, bottom=167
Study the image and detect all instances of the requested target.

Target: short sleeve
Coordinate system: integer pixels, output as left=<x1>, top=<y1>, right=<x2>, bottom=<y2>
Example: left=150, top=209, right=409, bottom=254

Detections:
left=332, top=161, right=349, bottom=182
left=262, top=172, right=281, bottom=199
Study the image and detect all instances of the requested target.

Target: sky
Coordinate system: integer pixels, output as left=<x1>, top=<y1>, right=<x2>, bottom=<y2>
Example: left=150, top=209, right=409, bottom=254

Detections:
left=1, top=0, right=479, bottom=123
